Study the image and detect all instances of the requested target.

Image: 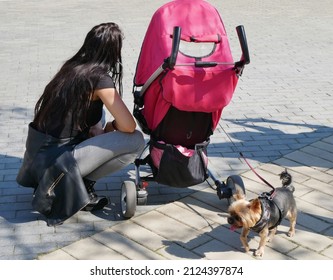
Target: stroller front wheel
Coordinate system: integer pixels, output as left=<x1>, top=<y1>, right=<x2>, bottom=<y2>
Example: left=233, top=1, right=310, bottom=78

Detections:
left=226, top=175, right=246, bottom=205
left=120, top=181, right=137, bottom=219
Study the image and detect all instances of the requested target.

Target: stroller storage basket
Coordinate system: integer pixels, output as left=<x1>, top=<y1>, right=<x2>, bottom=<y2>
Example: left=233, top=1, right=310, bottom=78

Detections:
left=149, top=139, right=209, bottom=187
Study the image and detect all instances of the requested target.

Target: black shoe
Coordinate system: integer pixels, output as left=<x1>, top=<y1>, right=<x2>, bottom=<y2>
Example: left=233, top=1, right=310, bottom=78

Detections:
left=82, top=179, right=108, bottom=211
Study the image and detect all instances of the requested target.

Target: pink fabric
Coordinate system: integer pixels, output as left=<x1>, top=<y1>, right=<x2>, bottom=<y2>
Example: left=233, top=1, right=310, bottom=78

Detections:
left=150, top=141, right=208, bottom=169
left=134, top=0, right=238, bottom=131
left=161, top=68, right=237, bottom=112
left=150, top=146, right=164, bottom=169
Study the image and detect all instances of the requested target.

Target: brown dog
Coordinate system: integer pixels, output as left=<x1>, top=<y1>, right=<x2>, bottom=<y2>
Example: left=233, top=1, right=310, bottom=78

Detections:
left=227, top=170, right=297, bottom=257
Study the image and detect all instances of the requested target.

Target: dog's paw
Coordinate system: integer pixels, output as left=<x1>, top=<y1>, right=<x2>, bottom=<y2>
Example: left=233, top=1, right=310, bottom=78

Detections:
left=254, top=248, right=264, bottom=257
left=243, top=245, right=250, bottom=253
left=287, top=230, right=295, bottom=237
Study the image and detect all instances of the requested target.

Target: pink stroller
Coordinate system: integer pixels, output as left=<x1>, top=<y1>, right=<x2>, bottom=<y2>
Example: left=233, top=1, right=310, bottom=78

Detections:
left=120, top=0, right=250, bottom=218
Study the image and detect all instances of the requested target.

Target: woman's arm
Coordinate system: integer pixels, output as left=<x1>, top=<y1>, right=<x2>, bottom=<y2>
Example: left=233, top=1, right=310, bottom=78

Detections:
left=94, top=87, right=136, bottom=133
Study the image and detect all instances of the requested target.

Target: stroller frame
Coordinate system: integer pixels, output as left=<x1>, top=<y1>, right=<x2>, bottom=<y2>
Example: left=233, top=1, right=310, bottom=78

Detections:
left=121, top=12, right=250, bottom=219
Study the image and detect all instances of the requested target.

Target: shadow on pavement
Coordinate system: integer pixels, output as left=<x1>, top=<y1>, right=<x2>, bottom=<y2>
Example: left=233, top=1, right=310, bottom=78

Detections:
left=218, top=117, right=333, bottom=163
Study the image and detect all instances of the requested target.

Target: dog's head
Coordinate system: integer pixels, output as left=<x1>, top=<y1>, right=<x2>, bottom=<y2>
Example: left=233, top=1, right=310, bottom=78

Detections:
left=227, top=190, right=262, bottom=230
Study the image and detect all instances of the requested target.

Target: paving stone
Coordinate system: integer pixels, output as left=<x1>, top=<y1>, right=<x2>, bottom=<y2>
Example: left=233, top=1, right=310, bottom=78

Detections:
left=295, top=198, right=333, bottom=225
left=301, top=190, right=333, bottom=212
left=285, top=151, right=333, bottom=171
left=296, top=212, right=332, bottom=234
left=287, top=246, right=331, bottom=260
left=193, top=239, right=254, bottom=260
left=61, top=237, right=128, bottom=260
left=38, top=249, right=76, bottom=260
left=175, top=197, right=229, bottom=225
left=156, top=241, right=202, bottom=259
left=290, top=225, right=333, bottom=253
left=322, top=244, right=333, bottom=259
left=133, top=211, right=211, bottom=250
left=92, top=229, right=166, bottom=260
left=156, top=202, right=217, bottom=230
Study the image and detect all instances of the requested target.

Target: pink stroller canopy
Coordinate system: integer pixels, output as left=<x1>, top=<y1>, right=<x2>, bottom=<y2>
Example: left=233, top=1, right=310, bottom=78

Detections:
left=134, top=0, right=238, bottom=131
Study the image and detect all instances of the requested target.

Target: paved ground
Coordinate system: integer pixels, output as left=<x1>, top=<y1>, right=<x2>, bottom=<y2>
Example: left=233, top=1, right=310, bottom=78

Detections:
left=0, top=0, right=332, bottom=260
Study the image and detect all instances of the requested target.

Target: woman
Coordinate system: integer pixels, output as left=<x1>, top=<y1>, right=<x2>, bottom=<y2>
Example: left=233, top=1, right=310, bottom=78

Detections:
left=16, top=22, right=145, bottom=226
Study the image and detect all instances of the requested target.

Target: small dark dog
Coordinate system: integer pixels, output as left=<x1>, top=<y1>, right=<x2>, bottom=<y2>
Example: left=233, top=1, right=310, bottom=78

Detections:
left=227, top=169, right=297, bottom=257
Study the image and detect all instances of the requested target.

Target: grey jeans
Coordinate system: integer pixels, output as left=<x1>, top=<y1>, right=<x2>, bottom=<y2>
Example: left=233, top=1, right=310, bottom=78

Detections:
left=73, top=130, right=145, bottom=181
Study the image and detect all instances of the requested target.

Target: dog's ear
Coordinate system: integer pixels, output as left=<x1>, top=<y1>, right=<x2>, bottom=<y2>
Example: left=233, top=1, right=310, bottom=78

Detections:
left=248, top=198, right=261, bottom=213
left=232, top=188, right=246, bottom=201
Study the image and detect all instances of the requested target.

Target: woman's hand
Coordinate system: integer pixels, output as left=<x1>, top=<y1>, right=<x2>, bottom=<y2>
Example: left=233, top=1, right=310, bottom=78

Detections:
left=103, top=121, right=116, bottom=133
left=88, top=121, right=104, bottom=137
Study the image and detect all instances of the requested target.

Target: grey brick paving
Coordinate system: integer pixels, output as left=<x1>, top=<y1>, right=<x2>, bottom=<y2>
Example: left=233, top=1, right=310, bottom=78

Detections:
left=0, top=0, right=332, bottom=260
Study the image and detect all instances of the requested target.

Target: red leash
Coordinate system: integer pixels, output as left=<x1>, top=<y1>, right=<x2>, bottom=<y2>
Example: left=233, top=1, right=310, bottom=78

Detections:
left=239, top=152, right=276, bottom=197
left=220, top=124, right=276, bottom=197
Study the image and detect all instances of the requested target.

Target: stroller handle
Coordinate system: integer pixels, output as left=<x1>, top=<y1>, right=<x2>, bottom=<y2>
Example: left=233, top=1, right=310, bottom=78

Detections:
left=236, top=25, right=250, bottom=65
left=164, top=26, right=182, bottom=69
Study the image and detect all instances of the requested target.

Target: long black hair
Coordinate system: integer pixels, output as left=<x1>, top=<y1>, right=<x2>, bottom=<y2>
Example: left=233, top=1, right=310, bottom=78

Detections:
left=33, top=22, right=123, bottom=133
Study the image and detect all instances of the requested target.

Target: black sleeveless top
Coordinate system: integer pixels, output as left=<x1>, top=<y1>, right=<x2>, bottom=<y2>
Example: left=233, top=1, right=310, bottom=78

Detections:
left=85, top=75, right=114, bottom=127
left=35, top=74, right=115, bottom=139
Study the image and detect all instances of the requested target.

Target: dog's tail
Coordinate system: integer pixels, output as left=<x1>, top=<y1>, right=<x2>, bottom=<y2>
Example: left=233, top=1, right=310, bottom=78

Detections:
left=279, top=169, right=295, bottom=192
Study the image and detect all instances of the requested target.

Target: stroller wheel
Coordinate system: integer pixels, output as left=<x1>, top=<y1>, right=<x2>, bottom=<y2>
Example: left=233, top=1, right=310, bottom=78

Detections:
left=120, top=181, right=137, bottom=219
left=226, top=175, right=246, bottom=205
left=137, top=189, right=148, bottom=205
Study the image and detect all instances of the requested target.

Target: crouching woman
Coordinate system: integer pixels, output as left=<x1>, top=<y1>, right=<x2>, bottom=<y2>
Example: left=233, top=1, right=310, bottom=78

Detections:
left=16, top=22, right=145, bottom=226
